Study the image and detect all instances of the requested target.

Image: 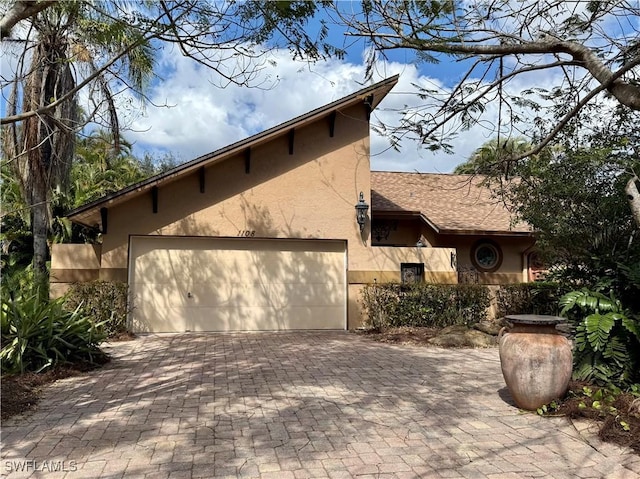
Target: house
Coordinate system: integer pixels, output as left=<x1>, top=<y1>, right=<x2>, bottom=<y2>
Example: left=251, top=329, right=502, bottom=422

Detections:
left=51, top=75, right=534, bottom=332
left=370, top=171, right=535, bottom=284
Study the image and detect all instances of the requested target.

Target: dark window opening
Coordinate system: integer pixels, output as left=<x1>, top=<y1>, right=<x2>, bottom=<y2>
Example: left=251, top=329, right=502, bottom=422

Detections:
left=401, top=263, right=424, bottom=284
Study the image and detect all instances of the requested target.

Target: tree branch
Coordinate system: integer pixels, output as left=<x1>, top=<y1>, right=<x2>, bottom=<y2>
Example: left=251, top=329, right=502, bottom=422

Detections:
left=416, top=59, right=579, bottom=143
left=0, top=0, right=58, bottom=39
left=379, top=37, right=640, bottom=111
left=0, top=0, right=58, bottom=40
left=1, top=28, right=159, bottom=126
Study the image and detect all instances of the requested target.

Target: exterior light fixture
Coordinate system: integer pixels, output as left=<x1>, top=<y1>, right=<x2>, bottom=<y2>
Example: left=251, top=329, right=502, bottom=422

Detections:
left=355, top=191, right=369, bottom=233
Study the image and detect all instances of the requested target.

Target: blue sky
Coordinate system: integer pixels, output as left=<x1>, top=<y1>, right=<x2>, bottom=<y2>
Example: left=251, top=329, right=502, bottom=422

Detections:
left=0, top=3, right=555, bottom=173
left=120, top=36, right=509, bottom=173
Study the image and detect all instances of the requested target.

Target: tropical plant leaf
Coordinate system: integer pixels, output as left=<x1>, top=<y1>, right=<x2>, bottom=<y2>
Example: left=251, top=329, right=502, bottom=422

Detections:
left=585, top=313, right=616, bottom=351
left=621, top=316, right=640, bottom=340
left=1, top=291, right=107, bottom=374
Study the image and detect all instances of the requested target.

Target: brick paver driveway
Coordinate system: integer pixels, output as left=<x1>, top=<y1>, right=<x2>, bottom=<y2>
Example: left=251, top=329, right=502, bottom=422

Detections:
left=2, top=332, right=638, bottom=478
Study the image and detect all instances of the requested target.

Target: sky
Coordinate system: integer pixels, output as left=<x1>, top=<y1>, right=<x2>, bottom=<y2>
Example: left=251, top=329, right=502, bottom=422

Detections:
left=119, top=43, right=522, bottom=174
left=0, top=2, right=584, bottom=174
left=106, top=2, right=536, bottom=175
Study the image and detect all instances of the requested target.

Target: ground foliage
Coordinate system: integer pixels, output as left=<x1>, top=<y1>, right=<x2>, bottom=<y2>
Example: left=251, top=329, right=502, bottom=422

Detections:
left=541, top=382, right=640, bottom=455
left=0, top=290, right=108, bottom=374
left=560, top=289, right=640, bottom=388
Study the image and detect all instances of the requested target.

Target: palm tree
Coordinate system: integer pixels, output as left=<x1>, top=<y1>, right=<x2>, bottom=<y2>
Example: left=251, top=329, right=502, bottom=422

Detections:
left=71, top=130, right=146, bottom=206
left=454, top=137, right=533, bottom=178
left=2, top=2, right=154, bottom=286
left=1, top=0, right=339, bottom=288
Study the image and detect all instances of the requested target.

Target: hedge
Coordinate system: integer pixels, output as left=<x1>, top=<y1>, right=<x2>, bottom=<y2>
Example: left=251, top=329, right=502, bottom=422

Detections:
left=360, top=282, right=490, bottom=330
left=495, top=282, right=569, bottom=318
left=65, top=281, right=131, bottom=338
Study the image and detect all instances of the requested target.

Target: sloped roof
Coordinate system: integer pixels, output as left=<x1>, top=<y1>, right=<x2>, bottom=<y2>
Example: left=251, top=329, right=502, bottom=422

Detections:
left=371, top=171, right=532, bottom=235
left=68, top=75, right=400, bottom=228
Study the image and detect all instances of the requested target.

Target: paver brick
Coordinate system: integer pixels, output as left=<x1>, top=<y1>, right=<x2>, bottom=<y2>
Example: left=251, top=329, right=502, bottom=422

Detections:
left=1, top=332, right=638, bottom=479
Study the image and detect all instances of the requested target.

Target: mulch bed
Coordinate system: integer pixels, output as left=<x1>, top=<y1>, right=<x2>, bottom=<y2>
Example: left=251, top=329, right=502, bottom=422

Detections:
left=0, top=332, right=131, bottom=422
left=553, top=382, right=640, bottom=454
left=1, top=330, right=134, bottom=421
left=354, top=326, right=441, bottom=344
left=1, top=359, right=108, bottom=421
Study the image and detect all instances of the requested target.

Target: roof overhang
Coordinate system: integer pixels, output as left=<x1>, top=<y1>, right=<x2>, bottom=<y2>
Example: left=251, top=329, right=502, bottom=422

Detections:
left=372, top=209, right=535, bottom=237
left=68, top=75, right=400, bottom=229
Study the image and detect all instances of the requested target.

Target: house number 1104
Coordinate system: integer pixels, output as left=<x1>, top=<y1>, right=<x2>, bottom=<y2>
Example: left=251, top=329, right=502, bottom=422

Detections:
left=238, top=230, right=256, bottom=237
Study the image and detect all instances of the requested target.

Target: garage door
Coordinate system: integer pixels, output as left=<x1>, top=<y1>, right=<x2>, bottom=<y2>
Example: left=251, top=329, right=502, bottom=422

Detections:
left=128, top=236, right=347, bottom=332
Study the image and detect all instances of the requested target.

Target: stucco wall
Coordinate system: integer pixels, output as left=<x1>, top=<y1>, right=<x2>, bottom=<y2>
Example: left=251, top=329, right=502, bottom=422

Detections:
left=448, top=234, right=533, bottom=284
left=431, top=233, right=534, bottom=285
left=50, top=243, right=101, bottom=297
left=347, top=245, right=457, bottom=328
left=52, top=101, right=460, bottom=326
left=371, top=218, right=422, bottom=246
left=371, top=218, right=534, bottom=285
left=99, top=103, right=371, bottom=279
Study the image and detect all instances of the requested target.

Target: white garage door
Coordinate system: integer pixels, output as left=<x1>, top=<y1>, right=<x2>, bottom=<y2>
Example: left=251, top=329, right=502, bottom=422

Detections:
left=128, top=236, right=347, bottom=332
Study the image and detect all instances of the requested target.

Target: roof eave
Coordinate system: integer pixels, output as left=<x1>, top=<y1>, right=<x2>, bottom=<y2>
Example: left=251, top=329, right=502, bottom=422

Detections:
left=68, top=74, right=400, bottom=227
left=372, top=209, right=534, bottom=237
left=437, top=228, right=536, bottom=237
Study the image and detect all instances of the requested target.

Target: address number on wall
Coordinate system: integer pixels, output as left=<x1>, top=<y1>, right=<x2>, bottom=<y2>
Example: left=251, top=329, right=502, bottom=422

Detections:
left=238, top=230, right=256, bottom=237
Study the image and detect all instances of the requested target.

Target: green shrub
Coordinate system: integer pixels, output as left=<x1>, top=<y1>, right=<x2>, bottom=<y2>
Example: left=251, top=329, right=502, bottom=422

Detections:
left=496, top=282, right=568, bottom=317
left=1, top=291, right=107, bottom=374
left=65, top=281, right=130, bottom=338
left=361, top=283, right=490, bottom=329
left=361, top=282, right=400, bottom=330
left=560, top=289, right=640, bottom=388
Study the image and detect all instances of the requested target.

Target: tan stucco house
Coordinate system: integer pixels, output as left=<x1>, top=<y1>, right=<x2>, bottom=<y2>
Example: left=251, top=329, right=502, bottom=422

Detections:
left=52, top=75, right=535, bottom=332
left=370, top=172, right=535, bottom=284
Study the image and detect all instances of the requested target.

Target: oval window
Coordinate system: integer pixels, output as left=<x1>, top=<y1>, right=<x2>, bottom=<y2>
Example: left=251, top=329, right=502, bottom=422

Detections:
left=471, top=241, right=502, bottom=272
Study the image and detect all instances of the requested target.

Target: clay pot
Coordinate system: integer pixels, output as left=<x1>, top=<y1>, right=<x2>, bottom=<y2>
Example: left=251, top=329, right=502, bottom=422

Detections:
left=499, top=315, right=573, bottom=411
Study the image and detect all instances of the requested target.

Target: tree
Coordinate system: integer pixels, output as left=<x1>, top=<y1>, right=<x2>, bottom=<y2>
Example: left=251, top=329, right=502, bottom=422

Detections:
left=70, top=131, right=179, bottom=207
left=330, top=0, right=640, bottom=223
left=2, top=1, right=154, bottom=286
left=460, top=106, right=640, bottom=310
left=453, top=137, right=532, bottom=176
left=1, top=1, right=337, bottom=283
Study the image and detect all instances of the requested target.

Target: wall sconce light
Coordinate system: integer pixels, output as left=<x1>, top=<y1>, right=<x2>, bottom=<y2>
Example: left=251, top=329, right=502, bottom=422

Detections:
left=355, top=191, right=369, bottom=233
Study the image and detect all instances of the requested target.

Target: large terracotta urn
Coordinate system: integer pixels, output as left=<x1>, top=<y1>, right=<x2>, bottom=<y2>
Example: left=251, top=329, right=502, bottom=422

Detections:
left=499, top=315, right=573, bottom=410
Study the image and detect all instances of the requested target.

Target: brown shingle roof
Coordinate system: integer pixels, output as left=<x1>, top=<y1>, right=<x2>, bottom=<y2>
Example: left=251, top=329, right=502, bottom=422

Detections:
left=371, top=171, right=532, bottom=235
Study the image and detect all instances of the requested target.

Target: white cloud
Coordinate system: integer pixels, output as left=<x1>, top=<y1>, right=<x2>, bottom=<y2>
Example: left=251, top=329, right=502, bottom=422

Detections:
left=123, top=47, right=485, bottom=172
left=2, top=36, right=563, bottom=174
left=122, top=43, right=567, bottom=174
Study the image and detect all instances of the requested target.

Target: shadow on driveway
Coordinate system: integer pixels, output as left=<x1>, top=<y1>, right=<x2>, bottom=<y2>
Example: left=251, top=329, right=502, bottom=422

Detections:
left=2, top=332, right=638, bottom=478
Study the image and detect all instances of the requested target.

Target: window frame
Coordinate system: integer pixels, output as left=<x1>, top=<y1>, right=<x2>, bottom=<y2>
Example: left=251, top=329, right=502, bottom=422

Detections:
left=470, top=240, right=503, bottom=273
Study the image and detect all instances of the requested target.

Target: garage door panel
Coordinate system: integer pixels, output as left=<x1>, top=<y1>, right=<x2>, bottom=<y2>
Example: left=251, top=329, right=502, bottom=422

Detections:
left=134, top=282, right=186, bottom=307
left=188, top=307, right=282, bottom=331
left=131, top=305, right=188, bottom=333
left=186, top=306, right=345, bottom=331
left=129, top=237, right=346, bottom=332
left=189, top=282, right=273, bottom=308
left=290, top=306, right=345, bottom=329
left=298, top=253, right=344, bottom=277
left=268, top=282, right=345, bottom=308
